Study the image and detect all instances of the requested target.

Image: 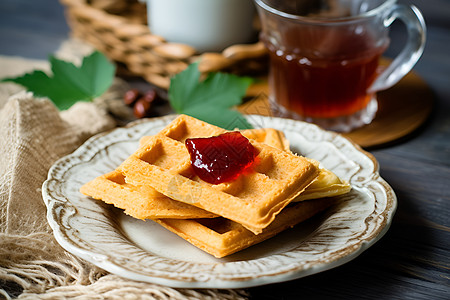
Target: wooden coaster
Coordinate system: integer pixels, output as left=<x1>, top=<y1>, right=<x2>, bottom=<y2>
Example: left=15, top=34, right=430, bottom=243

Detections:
left=240, top=69, right=434, bottom=149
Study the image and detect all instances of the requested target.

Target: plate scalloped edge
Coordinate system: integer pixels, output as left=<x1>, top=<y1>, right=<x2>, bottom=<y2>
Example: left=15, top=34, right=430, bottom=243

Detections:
left=43, top=114, right=397, bottom=289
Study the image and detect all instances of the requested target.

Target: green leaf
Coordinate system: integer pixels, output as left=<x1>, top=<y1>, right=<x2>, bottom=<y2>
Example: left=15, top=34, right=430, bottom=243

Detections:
left=194, top=72, right=254, bottom=108
left=168, top=62, right=254, bottom=130
left=183, top=104, right=253, bottom=130
left=168, top=62, right=202, bottom=112
left=2, top=51, right=116, bottom=110
left=2, top=70, right=83, bottom=105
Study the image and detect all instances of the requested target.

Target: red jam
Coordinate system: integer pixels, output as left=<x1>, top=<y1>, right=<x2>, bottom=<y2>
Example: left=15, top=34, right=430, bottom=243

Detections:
left=185, top=131, right=257, bottom=184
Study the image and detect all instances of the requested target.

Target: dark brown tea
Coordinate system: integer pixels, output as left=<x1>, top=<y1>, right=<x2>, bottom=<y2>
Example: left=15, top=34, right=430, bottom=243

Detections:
left=264, top=28, right=387, bottom=119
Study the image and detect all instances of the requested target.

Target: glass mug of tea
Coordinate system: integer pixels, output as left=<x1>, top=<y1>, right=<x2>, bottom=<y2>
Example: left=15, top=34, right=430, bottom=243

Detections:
left=254, top=0, right=426, bottom=132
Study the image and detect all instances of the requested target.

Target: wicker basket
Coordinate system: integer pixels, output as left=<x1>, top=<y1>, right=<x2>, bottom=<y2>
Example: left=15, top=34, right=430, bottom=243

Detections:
left=60, top=0, right=269, bottom=90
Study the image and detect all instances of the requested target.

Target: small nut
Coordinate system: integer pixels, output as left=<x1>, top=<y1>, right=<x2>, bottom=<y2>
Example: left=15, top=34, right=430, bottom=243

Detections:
left=142, top=89, right=157, bottom=104
left=124, top=89, right=141, bottom=106
left=133, top=98, right=151, bottom=119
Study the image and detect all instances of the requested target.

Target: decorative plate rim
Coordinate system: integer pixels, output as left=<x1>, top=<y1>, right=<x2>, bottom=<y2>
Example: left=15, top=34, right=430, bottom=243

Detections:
left=43, top=115, right=397, bottom=289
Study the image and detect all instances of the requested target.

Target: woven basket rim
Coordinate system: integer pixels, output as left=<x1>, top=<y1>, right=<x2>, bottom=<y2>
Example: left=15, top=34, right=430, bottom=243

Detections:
left=60, top=0, right=268, bottom=89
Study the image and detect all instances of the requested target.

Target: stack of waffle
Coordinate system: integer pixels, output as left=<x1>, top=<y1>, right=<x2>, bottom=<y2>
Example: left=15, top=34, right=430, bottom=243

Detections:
left=81, top=115, right=351, bottom=258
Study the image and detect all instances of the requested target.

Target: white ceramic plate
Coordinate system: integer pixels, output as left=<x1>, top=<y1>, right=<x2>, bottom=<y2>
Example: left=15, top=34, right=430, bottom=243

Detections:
left=43, top=115, right=396, bottom=289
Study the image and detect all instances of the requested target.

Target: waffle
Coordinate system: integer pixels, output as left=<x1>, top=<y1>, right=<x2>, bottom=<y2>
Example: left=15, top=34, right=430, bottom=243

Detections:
left=141, top=127, right=350, bottom=202
left=120, top=114, right=320, bottom=234
left=155, top=197, right=335, bottom=258
left=80, top=170, right=217, bottom=219
left=81, top=127, right=292, bottom=220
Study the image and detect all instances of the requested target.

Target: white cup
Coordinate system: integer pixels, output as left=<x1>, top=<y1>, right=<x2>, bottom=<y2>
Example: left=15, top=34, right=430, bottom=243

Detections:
left=146, top=0, right=257, bottom=52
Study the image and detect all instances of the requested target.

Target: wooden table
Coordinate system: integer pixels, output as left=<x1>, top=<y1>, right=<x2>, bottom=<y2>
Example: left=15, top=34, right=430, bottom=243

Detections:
left=1, top=0, right=448, bottom=299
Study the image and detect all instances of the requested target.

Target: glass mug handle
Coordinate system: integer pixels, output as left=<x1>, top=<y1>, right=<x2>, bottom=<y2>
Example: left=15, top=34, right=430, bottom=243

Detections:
left=368, top=5, right=426, bottom=93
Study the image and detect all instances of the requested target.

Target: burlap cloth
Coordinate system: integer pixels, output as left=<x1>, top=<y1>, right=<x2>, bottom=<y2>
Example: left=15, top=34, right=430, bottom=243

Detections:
left=0, top=41, right=248, bottom=299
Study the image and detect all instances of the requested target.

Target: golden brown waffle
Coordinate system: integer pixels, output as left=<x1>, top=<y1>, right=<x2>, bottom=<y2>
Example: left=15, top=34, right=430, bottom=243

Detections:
left=81, top=116, right=348, bottom=221
left=120, top=115, right=320, bottom=234
left=155, top=197, right=335, bottom=258
left=80, top=170, right=217, bottom=219
left=81, top=127, right=292, bottom=220
left=141, top=127, right=349, bottom=203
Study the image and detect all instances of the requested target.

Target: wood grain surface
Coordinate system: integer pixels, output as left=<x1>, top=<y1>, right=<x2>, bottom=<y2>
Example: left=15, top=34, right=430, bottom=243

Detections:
left=0, top=0, right=448, bottom=299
